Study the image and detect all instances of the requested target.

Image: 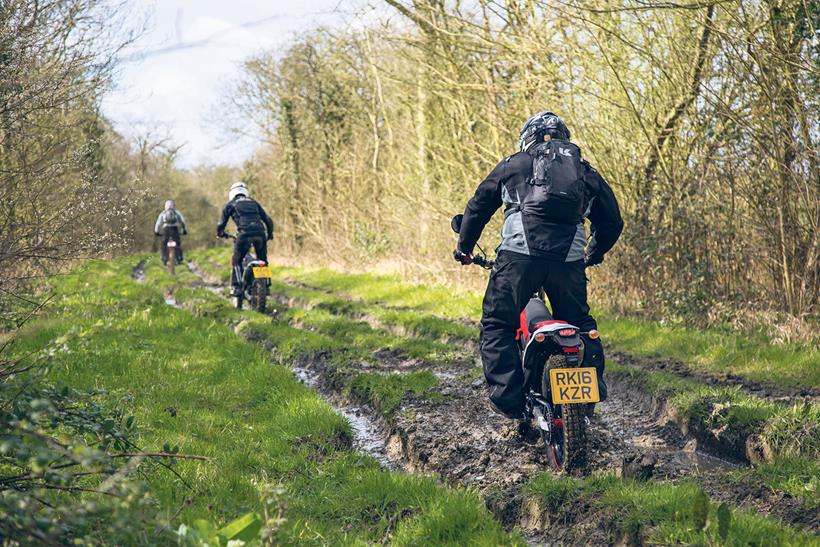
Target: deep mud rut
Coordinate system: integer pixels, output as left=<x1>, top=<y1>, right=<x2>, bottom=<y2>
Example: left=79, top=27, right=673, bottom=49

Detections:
left=167, top=261, right=817, bottom=541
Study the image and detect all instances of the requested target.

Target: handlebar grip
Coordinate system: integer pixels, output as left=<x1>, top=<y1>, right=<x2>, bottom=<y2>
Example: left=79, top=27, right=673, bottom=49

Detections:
left=472, top=256, right=494, bottom=269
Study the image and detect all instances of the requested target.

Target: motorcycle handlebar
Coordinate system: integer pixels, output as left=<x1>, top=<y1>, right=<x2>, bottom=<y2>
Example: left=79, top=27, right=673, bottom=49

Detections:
left=472, top=255, right=494, bottom=269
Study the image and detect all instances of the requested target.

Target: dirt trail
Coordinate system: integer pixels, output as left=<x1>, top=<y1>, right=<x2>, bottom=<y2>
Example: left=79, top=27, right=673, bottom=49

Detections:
left=179, top=261, right=817, bottom=539
left=271, top=275, right=818, bottom=402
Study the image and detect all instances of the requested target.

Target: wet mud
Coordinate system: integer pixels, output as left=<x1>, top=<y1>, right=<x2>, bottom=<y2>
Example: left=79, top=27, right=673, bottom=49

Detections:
left=180, top=261, right=818, bottom=540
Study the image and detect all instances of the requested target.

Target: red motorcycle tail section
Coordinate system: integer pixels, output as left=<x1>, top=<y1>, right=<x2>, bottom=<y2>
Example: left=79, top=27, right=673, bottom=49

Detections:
left=517, top=297, right=555, bottom=342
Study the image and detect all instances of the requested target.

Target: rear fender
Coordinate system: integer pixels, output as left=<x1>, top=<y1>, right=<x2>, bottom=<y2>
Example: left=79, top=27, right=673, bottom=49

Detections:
left=521, top=321, right=578, bottom=363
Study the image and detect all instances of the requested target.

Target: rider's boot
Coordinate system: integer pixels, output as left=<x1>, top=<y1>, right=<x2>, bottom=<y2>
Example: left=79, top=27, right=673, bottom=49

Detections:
left=515, top=419, right=541, bottom=445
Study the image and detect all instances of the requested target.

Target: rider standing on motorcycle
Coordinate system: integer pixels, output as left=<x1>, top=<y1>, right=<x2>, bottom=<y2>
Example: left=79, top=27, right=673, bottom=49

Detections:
left=154, top=200, right=188, bottom=264
left=216, top=182, right=274, bottom=296
left=453, top=112, right=623, bottom=432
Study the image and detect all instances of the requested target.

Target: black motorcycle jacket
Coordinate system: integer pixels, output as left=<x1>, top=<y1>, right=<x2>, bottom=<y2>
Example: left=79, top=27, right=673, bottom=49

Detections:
left=217, top=196, right=274, bottom=238
left=458, top=145, right=623, bottom=263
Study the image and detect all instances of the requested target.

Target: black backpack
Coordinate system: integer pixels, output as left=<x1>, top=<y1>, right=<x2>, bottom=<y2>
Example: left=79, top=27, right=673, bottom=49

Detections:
left=163, top=209, right=179, bottom=227
left=524, top=140, right=586, bottom=223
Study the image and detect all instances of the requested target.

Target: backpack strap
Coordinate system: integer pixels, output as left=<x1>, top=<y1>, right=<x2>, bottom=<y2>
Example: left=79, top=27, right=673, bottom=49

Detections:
left=529, top=141, right=555, bottom=187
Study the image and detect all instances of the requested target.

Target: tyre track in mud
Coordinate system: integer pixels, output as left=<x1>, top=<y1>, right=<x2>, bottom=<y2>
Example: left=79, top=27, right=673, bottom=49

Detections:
left=176, top=261, right=817, bottom=540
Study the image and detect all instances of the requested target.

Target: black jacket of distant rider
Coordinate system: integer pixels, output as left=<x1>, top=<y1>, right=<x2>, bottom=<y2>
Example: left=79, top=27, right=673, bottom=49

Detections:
left=216, top=196, right=274, bottom=238
left=458, top=145, right=623, bottom=263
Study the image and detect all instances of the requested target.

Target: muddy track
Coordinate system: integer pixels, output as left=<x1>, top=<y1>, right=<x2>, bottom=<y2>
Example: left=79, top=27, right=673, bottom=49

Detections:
left=179, top=262, right=818, bottom=540
left=275, top=276, right=818, bottom=402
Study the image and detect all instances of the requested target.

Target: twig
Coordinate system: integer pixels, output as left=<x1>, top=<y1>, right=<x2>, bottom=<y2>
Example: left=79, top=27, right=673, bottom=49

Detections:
left=112, top=452, right=210, bottom=461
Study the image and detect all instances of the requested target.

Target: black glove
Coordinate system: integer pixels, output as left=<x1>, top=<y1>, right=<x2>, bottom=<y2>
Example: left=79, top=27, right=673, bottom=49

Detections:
left=453, top=249, right=473, bottom=265
left=584, top=253, right=604, bottom=268
left=217, top=231, right=226, bottom=239
left=267, top=234, right=273, bottom=241
left=182, top=229, right=188, bottom=235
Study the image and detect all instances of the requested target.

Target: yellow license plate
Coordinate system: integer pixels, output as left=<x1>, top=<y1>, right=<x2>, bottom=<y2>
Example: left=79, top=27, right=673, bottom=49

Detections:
left=549, top=367, right=600, bottom=404
left=252, top=266, right=272, bottom=278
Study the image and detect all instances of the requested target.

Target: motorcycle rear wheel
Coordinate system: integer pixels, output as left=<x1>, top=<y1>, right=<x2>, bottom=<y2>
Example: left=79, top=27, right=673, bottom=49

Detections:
left=249, top=280, right=268, bottom=313
left=167, top=247, right=176, bottom=275
left=541, top=354, right=588, bottom=473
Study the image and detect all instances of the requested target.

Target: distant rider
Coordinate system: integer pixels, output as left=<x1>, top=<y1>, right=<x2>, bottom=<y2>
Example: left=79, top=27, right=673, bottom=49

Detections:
left=154, top=200, right=188, bottom=264
left=216, top=182, right=274, bottom=296
left=454, top=111, right=623, bottom=438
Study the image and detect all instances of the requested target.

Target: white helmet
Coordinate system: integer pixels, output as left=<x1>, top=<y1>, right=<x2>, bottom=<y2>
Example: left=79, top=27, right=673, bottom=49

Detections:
left=229, top=182, right=249, bottom=201
left=164, top=199, right=175, bottom=210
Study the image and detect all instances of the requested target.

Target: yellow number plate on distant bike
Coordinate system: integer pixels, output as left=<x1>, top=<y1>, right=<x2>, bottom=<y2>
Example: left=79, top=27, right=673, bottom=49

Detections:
left=252, top=266, right=272, bottom=278
left=549, top=368, right=600, bottom=404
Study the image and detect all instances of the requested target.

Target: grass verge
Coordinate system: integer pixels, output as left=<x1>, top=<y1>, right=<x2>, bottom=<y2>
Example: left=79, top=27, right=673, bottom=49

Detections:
left=525, top=473, right=817, bottom=545
left=7, top=257, right=519, bottom=544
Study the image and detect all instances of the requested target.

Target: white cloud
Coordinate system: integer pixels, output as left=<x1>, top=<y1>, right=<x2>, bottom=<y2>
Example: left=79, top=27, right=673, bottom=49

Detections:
left=101, top=0, right=359, bottom=168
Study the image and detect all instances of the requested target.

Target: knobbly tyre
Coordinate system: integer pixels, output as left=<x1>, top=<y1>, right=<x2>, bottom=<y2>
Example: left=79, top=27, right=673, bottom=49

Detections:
left=451, top=214, right=600, bottom=473
left=218, top=233, right=272, bottom=312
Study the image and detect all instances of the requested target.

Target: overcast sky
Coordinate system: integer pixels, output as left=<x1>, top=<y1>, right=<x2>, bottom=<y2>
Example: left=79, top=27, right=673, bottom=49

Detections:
left=102, top=0, right=371, bottom=168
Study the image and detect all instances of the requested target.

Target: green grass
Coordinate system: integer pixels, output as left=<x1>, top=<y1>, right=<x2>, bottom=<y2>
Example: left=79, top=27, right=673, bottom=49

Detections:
left=731, top=457, right=819, bottom=509
left=597, top=313, right=820, bottom=390
left=8, top=257, right=519, bottom=544
left=348, top=371, right=441, bottom=416
left=190, top=248, right=478, bottom=343
left=190, top=250, right=820, bottom=462
left=194, top=248, right=818, bottom=393
left=526, top=473, right=817, bottom=545
left=157, top=250, right=820, bottom=541
left=524, top=473, right=580, bottom=512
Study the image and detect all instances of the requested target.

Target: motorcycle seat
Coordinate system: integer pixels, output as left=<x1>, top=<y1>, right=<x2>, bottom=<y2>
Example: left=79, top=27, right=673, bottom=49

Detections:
left=517, top=297, right=574, bottom=341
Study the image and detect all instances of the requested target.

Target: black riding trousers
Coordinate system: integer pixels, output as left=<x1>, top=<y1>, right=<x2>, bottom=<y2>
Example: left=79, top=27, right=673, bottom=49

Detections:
left=230, top=232, right=268, bottom=287
left=479, top=251, right=606, bottom=418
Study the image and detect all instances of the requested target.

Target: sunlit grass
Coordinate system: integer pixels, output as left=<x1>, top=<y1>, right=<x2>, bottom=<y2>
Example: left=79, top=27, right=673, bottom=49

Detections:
left=7, top=256, right=519, bottom=544
left=597, top=313, right=820, bottom=389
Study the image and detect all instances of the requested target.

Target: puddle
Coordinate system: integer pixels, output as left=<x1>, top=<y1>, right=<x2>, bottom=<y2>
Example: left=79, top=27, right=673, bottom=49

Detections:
left=673, top=447, right=740, bottom=472
left=294, top=365, right=399, bottom=470
left=433, top=370, right=459, bottom=381
left=596, top=390, right=739, bottom=474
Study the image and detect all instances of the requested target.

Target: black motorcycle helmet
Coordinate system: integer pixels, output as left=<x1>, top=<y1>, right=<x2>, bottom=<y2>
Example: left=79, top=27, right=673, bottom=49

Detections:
left=519, top=111, right=570, bottom=151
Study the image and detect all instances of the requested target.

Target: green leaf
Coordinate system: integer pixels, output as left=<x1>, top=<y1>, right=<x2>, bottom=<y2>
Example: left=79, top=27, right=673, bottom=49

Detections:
left=217, top=512, right=262, bottom=541
left=192, top=518, right=218, bottom=539
left=717, top=502, right=731, bottom=541
left=692, top=489, right=709, bottom=531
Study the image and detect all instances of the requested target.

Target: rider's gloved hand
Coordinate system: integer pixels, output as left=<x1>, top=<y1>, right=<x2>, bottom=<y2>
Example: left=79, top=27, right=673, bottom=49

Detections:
left=584, top=253, right=604, bottom=267
left=453, top=249, right=473, bottom=265
left=183, top=229, right=188, bottom=235
left=217, top=231, right=226, bottom=239
left=267, top=234, right=273, bottom=241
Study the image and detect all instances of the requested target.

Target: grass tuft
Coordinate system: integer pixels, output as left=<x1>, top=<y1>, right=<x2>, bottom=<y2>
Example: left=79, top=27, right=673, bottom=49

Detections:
left=347, top=371, right=440, bottom=416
